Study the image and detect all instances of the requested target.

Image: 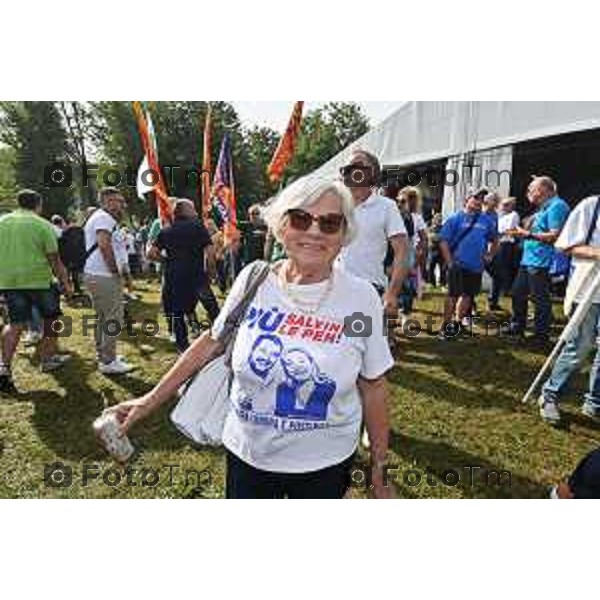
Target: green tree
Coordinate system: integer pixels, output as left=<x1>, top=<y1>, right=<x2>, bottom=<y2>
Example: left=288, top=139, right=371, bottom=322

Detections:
left=58, top=101, right=99, bottom=207
left=0, top=101, right=73, bottom=217
left=90, top=101, right=260, bottom=221
left=286, top=102, right=369, bottom=182
left=239, top=125, right=280, bottom=207
left=0, top=145, right=17, bottom=211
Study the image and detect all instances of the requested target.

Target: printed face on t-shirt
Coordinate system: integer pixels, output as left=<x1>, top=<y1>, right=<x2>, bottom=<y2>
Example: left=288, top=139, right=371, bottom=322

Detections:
left=249, top=334, right=284, bottom=378
left=281, top=349, right=314, bottom=384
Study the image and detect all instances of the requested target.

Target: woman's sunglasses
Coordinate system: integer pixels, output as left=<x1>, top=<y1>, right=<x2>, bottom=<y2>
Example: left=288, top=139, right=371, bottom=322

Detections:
left=286, top=209, right=346, bottom=235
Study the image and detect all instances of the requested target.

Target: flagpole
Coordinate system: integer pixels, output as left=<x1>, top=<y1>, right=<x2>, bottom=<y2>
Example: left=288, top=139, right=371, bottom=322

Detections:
left=522, top=265, right=600, bottom=404
left=201, top=103, right=213, bottom=220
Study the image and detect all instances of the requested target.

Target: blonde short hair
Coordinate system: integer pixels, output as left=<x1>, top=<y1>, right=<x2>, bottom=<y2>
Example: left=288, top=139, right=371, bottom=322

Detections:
left=399, top=186, right=422, bottom=211
left=263, top=177, right=357, bottom=246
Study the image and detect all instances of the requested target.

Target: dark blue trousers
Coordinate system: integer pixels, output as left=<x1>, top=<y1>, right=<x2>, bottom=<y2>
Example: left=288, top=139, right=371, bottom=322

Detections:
left=511, top=267, right=552, bottom=337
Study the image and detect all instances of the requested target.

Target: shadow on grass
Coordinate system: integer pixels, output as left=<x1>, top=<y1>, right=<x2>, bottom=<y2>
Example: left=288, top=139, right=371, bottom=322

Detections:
left=562, top=410, right=600, bottom=433
left=388, top=431, right=547, bottom=498
left=119, top=331, right=175, bottom=355
left=392, top=334, right=550, bottom=411
left=18, top=354, right=188, bottom=460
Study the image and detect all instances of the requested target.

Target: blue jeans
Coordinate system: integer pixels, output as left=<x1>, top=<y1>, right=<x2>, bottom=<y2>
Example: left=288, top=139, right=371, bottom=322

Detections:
left=542, top=304, right=600, bottom=410
left=511, top=267, right=552, bottom=336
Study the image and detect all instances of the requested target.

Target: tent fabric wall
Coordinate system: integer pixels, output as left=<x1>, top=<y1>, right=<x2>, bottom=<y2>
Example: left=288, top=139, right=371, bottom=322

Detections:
left=299, top=101, right=600, bottom=193
left=441, top=145, right=513, bottom=219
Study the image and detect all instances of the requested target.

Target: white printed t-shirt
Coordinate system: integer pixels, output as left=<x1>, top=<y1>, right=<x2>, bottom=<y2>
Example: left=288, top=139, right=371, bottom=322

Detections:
left=211, top=263, right=394, bottom=473
left=337, top=194, right=406, bottom=288
left=556, top=196, right=600, bottom=304
left=84, top=209, right=119, bottom=276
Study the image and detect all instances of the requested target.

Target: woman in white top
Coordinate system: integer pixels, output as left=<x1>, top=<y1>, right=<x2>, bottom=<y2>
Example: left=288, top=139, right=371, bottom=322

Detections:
left=111, top=177, right=395, bottom=499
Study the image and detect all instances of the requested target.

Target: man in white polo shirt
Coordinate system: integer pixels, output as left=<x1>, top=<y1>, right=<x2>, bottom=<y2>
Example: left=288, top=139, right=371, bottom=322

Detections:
left=84, top=187, right=134, bottom=376
left=337, top=149, right=408, bottom=318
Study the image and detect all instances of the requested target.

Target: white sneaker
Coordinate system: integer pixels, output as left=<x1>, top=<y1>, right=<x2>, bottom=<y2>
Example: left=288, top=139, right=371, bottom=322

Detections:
left=99, top=358, right=134, bottom=376
left=23, top=331, right=42, bottom=346
left=538, top=396, right=562, bottom=426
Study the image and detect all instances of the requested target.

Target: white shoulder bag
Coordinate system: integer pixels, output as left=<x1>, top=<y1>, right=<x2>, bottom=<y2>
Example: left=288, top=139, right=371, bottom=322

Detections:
left=564, top=197, right=600, bottom=316
left=170, top=261, right=271, bottom=446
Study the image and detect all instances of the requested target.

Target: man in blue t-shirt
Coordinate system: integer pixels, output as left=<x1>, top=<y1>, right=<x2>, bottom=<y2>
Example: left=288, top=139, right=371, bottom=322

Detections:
left=506, top=177, right=570, bottom=344
left=439, top=189, right=499, bottom=340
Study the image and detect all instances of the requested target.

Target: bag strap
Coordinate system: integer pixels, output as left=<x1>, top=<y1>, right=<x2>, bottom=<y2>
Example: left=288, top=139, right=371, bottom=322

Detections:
left=585, top=196, right=600, bottom=245
left=178, top=261, right=271, bottom=398
left=219, top=260, right=271, bottom=352
left=450, top=212, right=481, bottom=254
left=85, top=222, right=119, bottom=263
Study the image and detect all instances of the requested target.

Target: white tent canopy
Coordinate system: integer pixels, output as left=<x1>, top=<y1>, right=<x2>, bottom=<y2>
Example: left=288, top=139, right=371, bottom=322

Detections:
left=299, top=101, right=600, bottom=216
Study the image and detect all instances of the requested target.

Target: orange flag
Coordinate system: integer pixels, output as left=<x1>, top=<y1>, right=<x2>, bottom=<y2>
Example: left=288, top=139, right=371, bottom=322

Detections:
left=132, top=101, right=173, bottom=225
left=201, top=104, right=213, bottom=219
left=267, top=101, right=304, bottom=184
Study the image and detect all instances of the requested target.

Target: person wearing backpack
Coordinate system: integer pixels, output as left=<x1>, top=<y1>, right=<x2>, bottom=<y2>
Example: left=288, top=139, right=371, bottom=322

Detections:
left=438, top=188, right=499, bottom=341
left=538, top=195, right=600, bottom=426
left=83, top=187, right=134, bottom=376
left=58, top=218, right=86, bottom=295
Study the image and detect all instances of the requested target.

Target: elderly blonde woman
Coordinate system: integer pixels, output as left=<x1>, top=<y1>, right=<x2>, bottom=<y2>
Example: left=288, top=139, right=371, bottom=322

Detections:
left=112, top=177, right=395, bottom=499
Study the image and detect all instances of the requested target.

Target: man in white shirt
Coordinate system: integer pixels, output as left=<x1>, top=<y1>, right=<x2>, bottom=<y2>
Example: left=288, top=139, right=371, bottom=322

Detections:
left=489, top=197, right=520, bottom=310
left=538, top=195, right=600, bottom=425
left=337, top=149, right=408, bottom=318
left=84, top=187, right=134, bottom=375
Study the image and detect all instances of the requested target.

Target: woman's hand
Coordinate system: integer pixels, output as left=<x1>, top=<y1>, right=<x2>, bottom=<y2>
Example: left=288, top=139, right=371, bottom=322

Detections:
left=108, top=395, right=156, bottom=435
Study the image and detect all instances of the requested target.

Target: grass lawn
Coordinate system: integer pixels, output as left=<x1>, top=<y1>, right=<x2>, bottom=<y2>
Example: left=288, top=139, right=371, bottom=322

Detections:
left=2, top=280, right=600, bottom=499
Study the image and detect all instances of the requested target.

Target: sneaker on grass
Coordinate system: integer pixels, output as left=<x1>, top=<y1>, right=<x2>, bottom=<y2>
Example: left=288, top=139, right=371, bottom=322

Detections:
left=538, top=396, right=561, bottom=426
left=582, top=402, right=600, bottom=422
left=99, top=357, right=135, bottom=376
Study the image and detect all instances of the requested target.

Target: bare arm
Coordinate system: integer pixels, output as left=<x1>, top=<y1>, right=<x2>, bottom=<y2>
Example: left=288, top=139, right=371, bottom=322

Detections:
left=97, top=230, right=119, bottom=275
left=382, top=234, right=408, bottom=316
left=46, top=253, right=72, bottom=295
left=205, top=243, right=217, bottom=280
left=358, top=375, right=392, bottom=499
left=514, top=227, right=562, bottom=245
left=113, top=332, right=225, bottom=432
left=417, top=230, right=428, bottom=254
left=566, top=245, right=600, bottom=261
left=440, top=240, right=453, bottom=265
left=146, top=242, right=162, bottom=263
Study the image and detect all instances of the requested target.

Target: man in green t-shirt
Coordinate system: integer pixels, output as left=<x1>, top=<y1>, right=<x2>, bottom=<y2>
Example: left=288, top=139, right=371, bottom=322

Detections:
left=0, top=190, right=72, bottom=395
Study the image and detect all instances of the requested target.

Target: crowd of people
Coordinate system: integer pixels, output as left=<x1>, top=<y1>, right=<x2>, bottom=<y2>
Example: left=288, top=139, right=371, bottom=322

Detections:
left=1, top=149, right=599, bottom=498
